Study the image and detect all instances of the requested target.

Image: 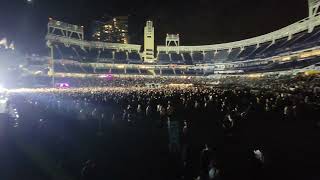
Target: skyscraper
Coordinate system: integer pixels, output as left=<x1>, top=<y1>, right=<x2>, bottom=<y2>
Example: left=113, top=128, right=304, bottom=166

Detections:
left=92, top=16, right=129, bottom=44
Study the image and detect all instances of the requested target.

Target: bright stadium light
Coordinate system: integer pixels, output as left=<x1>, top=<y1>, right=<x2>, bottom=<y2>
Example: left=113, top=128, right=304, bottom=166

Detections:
left=0, top=85, right=7, bottom=93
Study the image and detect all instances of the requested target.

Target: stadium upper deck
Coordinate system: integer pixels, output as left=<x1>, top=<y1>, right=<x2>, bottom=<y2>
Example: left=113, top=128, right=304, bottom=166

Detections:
left=45, top=3, right=320, bottom=75
left=48, top=16, right=320, bottom=62
left=157, top=13, right=320, bottom=64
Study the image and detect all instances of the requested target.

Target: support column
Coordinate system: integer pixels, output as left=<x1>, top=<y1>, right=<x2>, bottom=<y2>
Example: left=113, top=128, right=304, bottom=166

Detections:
left=46, top=40, right=55, bottom=88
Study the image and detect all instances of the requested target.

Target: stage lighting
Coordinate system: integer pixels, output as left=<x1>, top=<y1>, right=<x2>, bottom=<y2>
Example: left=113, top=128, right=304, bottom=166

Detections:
left=0, top=85, right=7, bottom=93
left=26, top=0, right=33, bottom=5
left=0, top=93, right=8, bottom=114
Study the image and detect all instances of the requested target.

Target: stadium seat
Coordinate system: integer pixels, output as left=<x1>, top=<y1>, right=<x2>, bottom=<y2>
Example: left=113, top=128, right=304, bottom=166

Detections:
left=100, top=49, right=113, bottom=60
left=204, top=51, right=215, bottom=63
left=192, top=51, right=204, bottom=63
left=277, top=31, right=307, bottom=50
left=111, top=68, right=125, bottom=74
left=87, top=48, right=99, bottom=61
left=248, top=43, right=270, bottom=59
left=80, top=65, right=95, bottom=73
left=161, top=69, right=175, bottom=75
left=126, top=68, right=140, bottom=74
left=301, top=26, right=320, bottom=45
left=287, top=31, right=311, bottom=47
left=263, top=38, right=288, bottom=56
left=53, top=45, right=63, bottom=60
left=95, top=68, right=110, bottom=74
left=128, top=52, right=142, bottom=61
left=158, top=52, right=171, bottom=64
left=128, top=52, right=142, bottom=64
left=237, top=46, right=256, bottom=61
left=139, top=69, right=153, bottom=75
left=273, top=27, right=320, bottom=55
left=114, top=51, right=128, bottom=63
left=174, top=69, right=183, bottom=75
left=64, top=63, right=84, bottom=73
left=214, top=50, right=229, bottom=62
left=53, top=62, right=67, bottom=72
left=72, top=46, right=89, bottom=61
left=227, top=48, right=241, bottom=61
left=57, top=43, right=78, bottom=60
left=170, top=53, right=184, bottom=64
left=182, top=53, right=193, bottom=65
left=184, top=70, right=197, bottom=75
left=154, top=69, right=161, bottom=75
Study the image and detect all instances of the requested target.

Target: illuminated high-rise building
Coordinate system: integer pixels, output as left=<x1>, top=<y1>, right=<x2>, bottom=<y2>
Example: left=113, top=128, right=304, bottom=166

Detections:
left=144, top=21, right=155, bottom=63
left=92, top=16, right=129, bottom=44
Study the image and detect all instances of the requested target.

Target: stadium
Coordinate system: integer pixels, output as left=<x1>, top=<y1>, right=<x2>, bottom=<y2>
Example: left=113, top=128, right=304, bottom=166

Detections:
left=42, top=6, right=320, bottom=79
left=0, top=0, right=318, bottom=88
left=0, top=1, right=320, bottom=180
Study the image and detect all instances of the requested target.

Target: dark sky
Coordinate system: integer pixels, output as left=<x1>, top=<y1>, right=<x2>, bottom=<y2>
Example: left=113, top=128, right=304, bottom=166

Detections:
left=0, top=0, right=307, bottom=55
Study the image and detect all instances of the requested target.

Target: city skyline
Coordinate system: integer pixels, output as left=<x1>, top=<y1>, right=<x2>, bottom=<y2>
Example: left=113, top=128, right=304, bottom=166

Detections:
left=0, top=0, right=307, bottom=54
left=91, top=16, right=129, bottom=44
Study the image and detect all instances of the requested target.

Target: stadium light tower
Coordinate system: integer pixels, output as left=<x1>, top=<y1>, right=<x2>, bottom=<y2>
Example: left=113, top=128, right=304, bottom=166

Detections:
left=46, top=18, right=84, bottom=88
left=26, top=0, right=33, bottom=5
left=46, top=41, right=55, bottom=88
left=309, top=0, right=320, bottom=17
left=166, top=34, right=180, bottom=53
left=143, top=21, right=155, bottom=63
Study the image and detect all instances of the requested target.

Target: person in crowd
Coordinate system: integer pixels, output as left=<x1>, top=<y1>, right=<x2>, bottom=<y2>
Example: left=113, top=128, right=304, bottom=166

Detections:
left=81, top=160, right=97, bottom=180
left=208, top=160, right=220, bottom=180
left=200, top=144, right=213, bottom=180
left=3, top=73, right=320, bottom=180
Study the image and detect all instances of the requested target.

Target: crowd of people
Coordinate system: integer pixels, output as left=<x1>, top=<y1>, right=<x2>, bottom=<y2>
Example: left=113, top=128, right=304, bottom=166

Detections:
left=18, top=75, right=205, bottom=88
left=17, top=72, right=320, bottom=92
left=0, top=74, right=320, bottom=180
left=218, top=74, right=320, bottom=93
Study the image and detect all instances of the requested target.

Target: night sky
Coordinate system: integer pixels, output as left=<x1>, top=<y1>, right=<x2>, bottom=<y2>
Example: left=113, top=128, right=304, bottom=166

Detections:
left=0, top=0, right=307, bottom=55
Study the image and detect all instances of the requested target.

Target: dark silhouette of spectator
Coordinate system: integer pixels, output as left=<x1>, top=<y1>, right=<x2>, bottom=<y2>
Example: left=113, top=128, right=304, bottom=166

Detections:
left=81, top=160, right=97, bottom=180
